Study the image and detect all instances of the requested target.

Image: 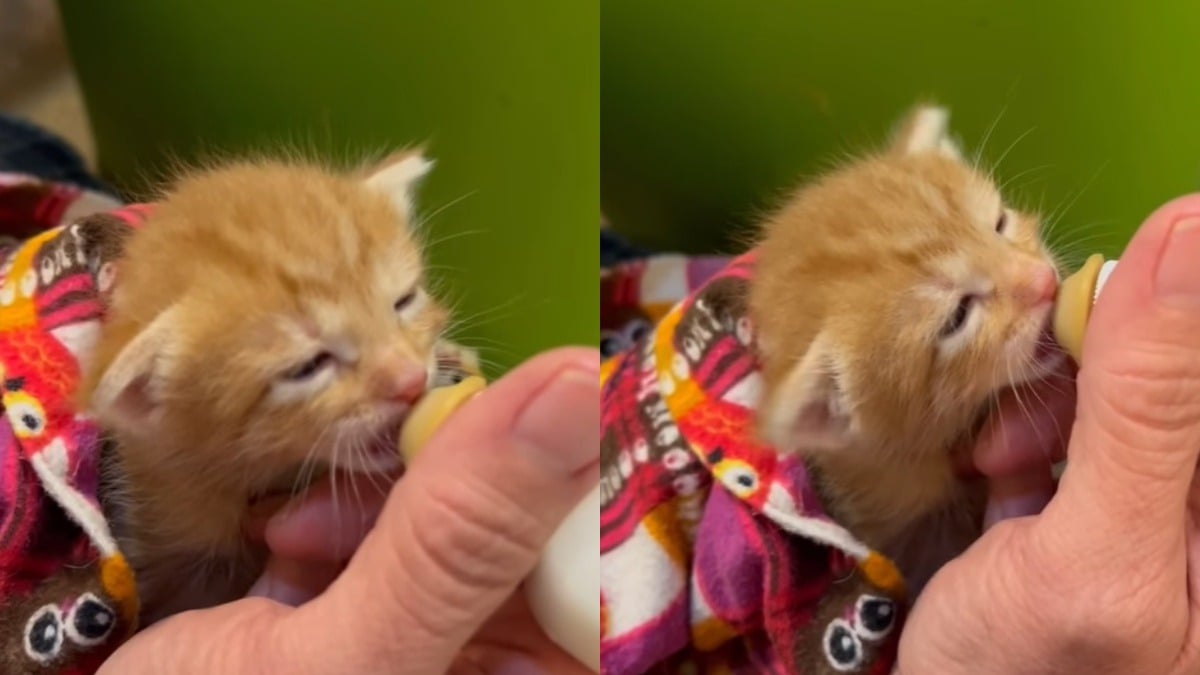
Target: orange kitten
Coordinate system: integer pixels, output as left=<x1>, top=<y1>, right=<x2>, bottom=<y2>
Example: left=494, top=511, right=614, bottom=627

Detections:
left=80, top=151, right=449, bottom=623
left=750, top=105, right=1062, bottom=587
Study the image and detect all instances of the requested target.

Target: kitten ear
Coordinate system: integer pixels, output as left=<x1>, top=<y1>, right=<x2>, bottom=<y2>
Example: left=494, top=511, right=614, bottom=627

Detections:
left=761, top=336, right=855, bottom=453
left=889, top=104, right=964, bottom=161
left=91, top=306, right=180, bottom=435
left=363, top=148, right=435, bottom=223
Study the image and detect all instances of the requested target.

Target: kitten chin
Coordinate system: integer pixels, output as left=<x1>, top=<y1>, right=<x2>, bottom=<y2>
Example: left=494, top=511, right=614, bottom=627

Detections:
left=84, top=150, right=454, bottom=624
left=749, top=104, right=1062, bottom=585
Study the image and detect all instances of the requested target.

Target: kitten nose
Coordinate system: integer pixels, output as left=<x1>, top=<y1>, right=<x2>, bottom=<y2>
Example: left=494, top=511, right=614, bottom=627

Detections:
left=1022, top=264, right=1058, bottom=307
left=374, top=361, right=426, bottom=405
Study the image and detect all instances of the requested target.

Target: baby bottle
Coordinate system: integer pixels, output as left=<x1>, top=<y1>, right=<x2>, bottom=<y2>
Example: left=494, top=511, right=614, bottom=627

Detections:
left=399, top=376, right=601, bottom=673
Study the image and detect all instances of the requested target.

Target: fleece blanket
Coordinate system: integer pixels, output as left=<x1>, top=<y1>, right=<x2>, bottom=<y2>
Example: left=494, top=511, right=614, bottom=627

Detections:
left=0, top=173, right=479, bottom=674
left=599, top=244, right=907, bottom=674
left=599, top=247, right=729, bottom=360
left=0, top=172, right=140, bottom=675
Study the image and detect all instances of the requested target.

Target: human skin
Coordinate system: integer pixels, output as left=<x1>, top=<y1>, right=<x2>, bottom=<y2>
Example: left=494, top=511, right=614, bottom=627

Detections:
left=898, top=194, right=1200, bottom=674
left=97, top=346, right=599, bottom=675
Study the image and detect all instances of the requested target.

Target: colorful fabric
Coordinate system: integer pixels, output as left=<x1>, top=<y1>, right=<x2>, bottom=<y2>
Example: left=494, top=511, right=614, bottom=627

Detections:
left=599, top=252, right=907, bottom=675
left=600, top=246, right=730, bottom=360
left=0, top=172, right=141, bottom=674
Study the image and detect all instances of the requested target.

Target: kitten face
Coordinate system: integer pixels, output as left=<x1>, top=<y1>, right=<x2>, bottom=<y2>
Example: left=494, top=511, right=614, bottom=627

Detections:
left=753, top=106, right=1061, bottom=457
left=84, top=153, right=448, bottom=487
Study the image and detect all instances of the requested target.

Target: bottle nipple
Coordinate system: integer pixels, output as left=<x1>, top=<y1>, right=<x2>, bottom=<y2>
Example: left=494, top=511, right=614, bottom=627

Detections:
left=1053, top=253, right=1118, bottom=363
left=398, top=376, right=488, bottom=463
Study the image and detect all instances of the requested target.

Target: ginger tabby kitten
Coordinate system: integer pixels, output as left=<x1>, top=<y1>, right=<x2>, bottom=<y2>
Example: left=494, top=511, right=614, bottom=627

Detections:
left=751, top=105, right=1064, bottom=591
left=80, top=151, right=450, bottom=624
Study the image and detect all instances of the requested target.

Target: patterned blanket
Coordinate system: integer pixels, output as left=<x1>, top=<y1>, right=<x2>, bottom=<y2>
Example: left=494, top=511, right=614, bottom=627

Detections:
left=0, top=173, right=479, bottom=674
left=0, top=173, right=141, bottom=675
left=599, top=245, right=906, bottom=674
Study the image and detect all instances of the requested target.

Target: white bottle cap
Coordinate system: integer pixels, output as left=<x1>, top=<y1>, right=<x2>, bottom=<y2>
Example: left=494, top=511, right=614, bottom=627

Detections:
left=1095, top=259, right=1118, bottom=301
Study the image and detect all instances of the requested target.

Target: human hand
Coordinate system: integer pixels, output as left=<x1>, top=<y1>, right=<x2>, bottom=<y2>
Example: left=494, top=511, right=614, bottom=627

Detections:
left=897, top=194, right=1200, bottom=674
left=98, top=347, right=600, bottom=675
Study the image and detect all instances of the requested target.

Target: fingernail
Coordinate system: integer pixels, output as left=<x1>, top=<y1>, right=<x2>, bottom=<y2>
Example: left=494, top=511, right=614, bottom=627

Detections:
left=514, top=365, right=600, bottom=474
left=983, top=492, right=1051, bottom=530
left=246, top=574, right=314, bottom=607
left=1155, top=216, right=1200, bottom=306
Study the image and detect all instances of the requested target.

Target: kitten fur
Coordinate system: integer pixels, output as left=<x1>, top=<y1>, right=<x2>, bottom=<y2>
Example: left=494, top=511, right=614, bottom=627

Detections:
left=79, top=151, right=448, bottom=624
left=749, top=104, right=1062, bottom=590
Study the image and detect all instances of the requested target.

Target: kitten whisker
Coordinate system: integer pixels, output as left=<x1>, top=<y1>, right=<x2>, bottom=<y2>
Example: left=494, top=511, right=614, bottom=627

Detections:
left=997, top=164, right=1052, bottom=195
left=413, top=190, right=479, bottom=234
left=973, top=105, right=1008, bottom=171
left=1003, top=352, right=1034, bottom=453
left=1024, top=376, right=1068, bottom=460
left=347, top=437, right=367, bottom=517
left=991, top=126, right=1036, bottom=173
left=1043, top=162, right=1110, bottom=239
left=329, top=438, right=343, bottom=542
left=420, top=227, right=489, bottom=251
left=290, top=422, right=338, bottom=503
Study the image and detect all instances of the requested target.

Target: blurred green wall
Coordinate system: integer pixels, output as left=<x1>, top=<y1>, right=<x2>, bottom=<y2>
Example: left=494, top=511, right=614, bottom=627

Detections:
left=58, top=1, right=597, bottom=376
left=602, top=1, right=1200, bottom=266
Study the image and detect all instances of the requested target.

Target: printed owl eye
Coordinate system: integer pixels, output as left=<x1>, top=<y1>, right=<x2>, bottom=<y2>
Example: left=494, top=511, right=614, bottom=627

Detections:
left=718, top=463, right=759, bottom=498
left=600, top=330, right=627, bottom=358
left=23, top=604, right=64, bottom=664
left=852, top=594, right=897, bottom=641
left=823, top=618, right=864, bottom=672
left=7, top=399, right=47, bottom=439
left=624, top=319, right=651, bottom=343
left=65, top=593, right=116, bottom=646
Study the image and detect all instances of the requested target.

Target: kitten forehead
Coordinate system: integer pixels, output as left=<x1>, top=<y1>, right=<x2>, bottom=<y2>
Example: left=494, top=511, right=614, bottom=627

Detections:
left=273, top=308, right=358, bottom=359
left=375, top=246, right=422, bottom=288
left=961, top=177, right=1001, bottom=223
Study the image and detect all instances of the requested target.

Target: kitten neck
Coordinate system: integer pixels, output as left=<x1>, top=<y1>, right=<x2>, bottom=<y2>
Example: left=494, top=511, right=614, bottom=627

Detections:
left=107, top=434, right=251, bottom=556
left=803, top=443, right=964, bottom=550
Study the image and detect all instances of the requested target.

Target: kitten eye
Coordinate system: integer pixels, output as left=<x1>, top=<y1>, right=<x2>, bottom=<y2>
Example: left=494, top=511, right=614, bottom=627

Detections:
left=284, top=351, right=334, bottom=381
left=393, top=290, right=419, bottom=313
left=940, top=295, right=977, bottom=338
left=995, top=209, right=1009, bottom=234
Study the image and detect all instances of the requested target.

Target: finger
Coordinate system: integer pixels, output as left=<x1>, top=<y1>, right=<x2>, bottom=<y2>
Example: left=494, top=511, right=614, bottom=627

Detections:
left=454, top=594, right=594, bottom=675
left=974, top=364, right=1076, bottom=476
left=1053, top=194, right=1200, bottom=553
left=279, top=347, right=600, bottom=674
left=983, top=467, right=1055, bottom=530
left=246, top=555, right=344, bottom=607
left=260, top=471, right=397, bottom=561
left=97, top=598, right=288, bottom=674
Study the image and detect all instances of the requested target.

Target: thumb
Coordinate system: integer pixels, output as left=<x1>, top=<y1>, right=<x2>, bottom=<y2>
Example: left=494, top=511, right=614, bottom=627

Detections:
left=277, top=347, right=599, bottom=674
left=1052, top=194, right=1200, bottom=555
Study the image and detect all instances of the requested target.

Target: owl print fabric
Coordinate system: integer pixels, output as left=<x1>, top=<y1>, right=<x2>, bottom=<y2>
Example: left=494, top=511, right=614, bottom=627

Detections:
left=599, top=252, right=907, bottom=675
left=0, top=172, right=144, bottom=674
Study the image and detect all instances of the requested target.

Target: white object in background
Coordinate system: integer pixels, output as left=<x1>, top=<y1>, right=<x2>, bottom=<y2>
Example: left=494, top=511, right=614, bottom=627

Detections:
left=526, top=483, right=601, bottom=672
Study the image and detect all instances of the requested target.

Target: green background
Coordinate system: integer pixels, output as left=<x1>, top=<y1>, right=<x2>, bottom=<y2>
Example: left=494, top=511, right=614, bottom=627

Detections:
left=57, top=1, right=598, bottom=376
left=602, top=1, right=1200, bottom=267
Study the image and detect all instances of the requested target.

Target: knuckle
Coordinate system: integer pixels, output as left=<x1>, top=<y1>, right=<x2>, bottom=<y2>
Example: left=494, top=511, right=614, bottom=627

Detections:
left=408, top=472, right=545, bottom=598
left=1087, top=338, right=1200, bottom=437
left=1025, top=530, right=1182, bottom=668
